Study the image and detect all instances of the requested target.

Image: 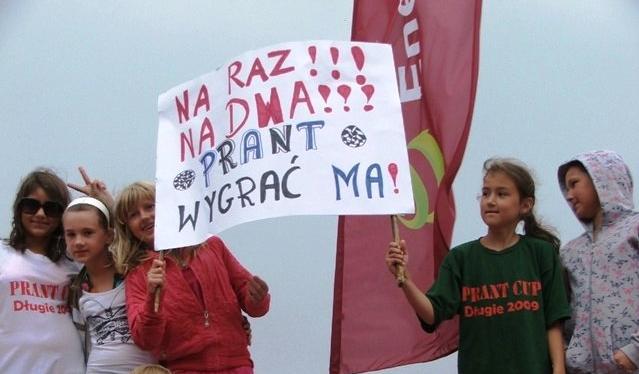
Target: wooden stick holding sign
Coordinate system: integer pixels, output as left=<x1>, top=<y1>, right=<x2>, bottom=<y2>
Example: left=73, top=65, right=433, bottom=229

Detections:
left=390, top=215, right=406, bottom=287
left=154, top=250, right=165, bottom=313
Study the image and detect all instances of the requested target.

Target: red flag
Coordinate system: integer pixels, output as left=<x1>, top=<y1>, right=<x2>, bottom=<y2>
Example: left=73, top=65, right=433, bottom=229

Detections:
left=330, top=1, right=482, bottom=373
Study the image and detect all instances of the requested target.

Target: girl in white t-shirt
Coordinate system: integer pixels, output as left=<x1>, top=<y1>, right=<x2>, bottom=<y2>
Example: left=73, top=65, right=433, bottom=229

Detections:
left=64, top=196, right=155, bottom=374
left=0, top=168, right=85, bottom=373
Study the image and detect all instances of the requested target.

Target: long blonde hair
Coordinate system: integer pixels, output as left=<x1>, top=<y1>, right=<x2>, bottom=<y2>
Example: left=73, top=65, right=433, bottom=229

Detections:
left=112, top=181, right=155, bottom=275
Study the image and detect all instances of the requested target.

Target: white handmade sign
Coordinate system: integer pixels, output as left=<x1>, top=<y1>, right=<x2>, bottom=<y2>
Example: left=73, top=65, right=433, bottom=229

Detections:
left=155, top=40, right=414, bottom=249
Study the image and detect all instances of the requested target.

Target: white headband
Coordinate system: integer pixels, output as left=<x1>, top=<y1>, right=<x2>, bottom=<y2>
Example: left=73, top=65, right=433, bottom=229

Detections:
left=66, top=197, right=110, bottom=224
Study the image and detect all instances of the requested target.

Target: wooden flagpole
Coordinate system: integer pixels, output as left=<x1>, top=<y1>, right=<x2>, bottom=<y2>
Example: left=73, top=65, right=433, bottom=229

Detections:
left=154, top=250, right=165, bottom=313
left=391, top=215, right=406, bottom=287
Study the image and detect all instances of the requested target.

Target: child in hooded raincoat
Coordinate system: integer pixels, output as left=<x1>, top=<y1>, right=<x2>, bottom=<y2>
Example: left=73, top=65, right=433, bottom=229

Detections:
left=558, top=150, right=639, bottom=373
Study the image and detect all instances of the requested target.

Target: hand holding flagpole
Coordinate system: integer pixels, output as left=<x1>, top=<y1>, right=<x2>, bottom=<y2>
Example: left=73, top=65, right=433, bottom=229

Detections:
left=390, top=215, right=406, bottom=287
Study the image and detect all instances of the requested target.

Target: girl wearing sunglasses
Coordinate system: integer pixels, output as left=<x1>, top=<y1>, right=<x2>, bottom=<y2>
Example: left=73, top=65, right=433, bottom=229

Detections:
left=0, top=169, right=85, bottom=373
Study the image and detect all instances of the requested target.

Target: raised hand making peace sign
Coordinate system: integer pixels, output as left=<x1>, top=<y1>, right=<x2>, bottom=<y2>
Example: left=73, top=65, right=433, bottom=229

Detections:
left=67, top=166, right=115, bottom=209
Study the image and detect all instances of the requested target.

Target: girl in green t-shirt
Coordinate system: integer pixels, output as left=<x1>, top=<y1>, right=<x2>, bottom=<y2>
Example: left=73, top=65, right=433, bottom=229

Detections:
left=386, top=158, right=570, bottom=374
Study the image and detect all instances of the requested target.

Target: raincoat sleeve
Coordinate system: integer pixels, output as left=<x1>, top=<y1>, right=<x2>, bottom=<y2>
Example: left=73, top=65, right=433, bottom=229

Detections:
left=125, top=263, right=167, bottom=353
left=620, top=328, right=639, bottom=367
left=215, top=238, right=270, bottom=317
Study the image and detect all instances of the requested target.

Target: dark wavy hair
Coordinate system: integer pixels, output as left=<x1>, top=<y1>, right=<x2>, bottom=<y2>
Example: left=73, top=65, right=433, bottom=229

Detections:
left=8, top=168, right=70, bottom=262
left=484, top=158, right=561, bottom=250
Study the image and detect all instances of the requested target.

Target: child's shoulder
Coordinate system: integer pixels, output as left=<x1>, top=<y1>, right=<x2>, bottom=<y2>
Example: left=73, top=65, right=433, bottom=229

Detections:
left=199, top=236, right=228, bottom=254
left=520, top=235, right=557, bottom=254
left=0, top=240, right=12, bottom=257
left=620, top=210, right=639, bottom=226
left=125, top=251, right=157, bottom=275
left=560, top=232, right=589, bottom=254
left=446, top=239, right=481, bottom=259
left=58, top=255, right=82, bottom=272
left=0, top=241, right=13, bottom=268
left=204, top=235, right=225, bottom=248
left=521, top=235, right=553, bottom=247
left=451, top=239, right=481, bottom=252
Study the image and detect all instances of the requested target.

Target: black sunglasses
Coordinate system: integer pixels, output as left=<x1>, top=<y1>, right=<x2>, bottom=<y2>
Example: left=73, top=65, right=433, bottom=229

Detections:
left=18, top=198, right=64, bottom=218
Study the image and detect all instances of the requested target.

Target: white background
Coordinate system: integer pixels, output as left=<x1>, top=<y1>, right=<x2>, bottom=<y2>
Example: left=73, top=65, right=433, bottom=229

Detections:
left=1, top=1, right=638, bottom=373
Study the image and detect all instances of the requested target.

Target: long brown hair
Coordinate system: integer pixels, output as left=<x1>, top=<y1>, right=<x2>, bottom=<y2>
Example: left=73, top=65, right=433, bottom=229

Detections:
left=8, top=168, right=70, bottom=262
left=483, top=158, right=561, bottom=250
left=112, top=181, right=155, bottom=275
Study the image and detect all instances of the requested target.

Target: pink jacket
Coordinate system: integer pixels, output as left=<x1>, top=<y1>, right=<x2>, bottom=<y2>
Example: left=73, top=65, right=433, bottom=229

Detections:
left=126, top=237, right=270, bottom=372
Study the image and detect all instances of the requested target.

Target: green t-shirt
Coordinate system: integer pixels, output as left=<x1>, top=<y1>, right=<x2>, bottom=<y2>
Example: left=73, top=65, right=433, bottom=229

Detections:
left=422, top=236, right=571, bottom=374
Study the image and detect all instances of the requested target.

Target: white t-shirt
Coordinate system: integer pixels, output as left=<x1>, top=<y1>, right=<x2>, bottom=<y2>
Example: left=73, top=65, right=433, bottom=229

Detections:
left=78, top=282, right=156, bottom=373
left=0, top=241, right=85, bottom=374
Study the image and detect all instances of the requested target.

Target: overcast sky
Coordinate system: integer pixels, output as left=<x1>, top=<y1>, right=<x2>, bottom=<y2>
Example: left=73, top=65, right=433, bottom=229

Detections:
left=1, top=1, right=638, bottom=373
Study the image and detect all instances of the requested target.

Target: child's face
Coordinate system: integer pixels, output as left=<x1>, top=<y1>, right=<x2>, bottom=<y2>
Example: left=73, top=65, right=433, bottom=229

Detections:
left=63, top=209, right=113, bottom=266
left=480, top=171, right=532, bottom=230
left=19, top=187, right=63, bottom=242
left=126, top=198, right=155, bottom=248
left=563, top=166, right=601, bottom=222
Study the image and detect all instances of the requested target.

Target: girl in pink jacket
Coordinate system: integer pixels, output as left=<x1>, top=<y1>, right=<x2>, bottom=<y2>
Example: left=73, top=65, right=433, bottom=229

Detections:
left=112, top=181, right=270, bottom=374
